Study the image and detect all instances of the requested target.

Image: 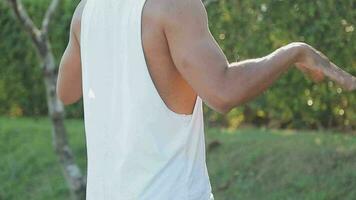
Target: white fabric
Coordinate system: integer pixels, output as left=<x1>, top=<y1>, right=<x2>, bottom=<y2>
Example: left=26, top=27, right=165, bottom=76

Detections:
left=80, top=0, right=213, bottom=199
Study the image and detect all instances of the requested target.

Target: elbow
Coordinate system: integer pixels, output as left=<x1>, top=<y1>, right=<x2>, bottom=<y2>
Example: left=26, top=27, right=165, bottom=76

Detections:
left=210, top=84, right=248, bottom=115
left=210, top=88, right=235, bottom=115
left=58, top=94, right=78, bottom=106
left=215, top=104, right=232, bottom=115
left=209, top=93, right=228, bottom=114
left=213, top=97, right=233, bottom=115
left=57, top=90, right=70, bottom=106
left=56, top=86, right=78, bottom=106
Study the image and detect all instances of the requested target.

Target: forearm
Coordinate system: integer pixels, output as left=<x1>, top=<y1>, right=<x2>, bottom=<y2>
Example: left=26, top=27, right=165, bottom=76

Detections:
left=222, top=43, right=302, bottom=110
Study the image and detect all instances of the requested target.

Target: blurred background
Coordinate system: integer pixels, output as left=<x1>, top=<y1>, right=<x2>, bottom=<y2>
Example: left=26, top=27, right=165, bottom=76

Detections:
left=0, top=0, right=355, bottom=199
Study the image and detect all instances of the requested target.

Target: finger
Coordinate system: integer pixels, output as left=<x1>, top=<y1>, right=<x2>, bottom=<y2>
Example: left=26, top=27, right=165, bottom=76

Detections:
left=345, top=76, right=356, bottom=91
left=323, top=61, right=356, bottom=91
left=306, top=47, right=355, bottom=91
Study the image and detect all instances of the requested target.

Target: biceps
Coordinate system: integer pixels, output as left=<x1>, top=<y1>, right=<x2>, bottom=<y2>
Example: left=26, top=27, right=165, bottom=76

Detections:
left=60, top=24, right=82, bottom=71
left=57, top=37, right=82, bottom=102
left=165, top=28, right=229, bottom=104
left=176, top=33, right=228, bottom=76
left=60, top=40, right=81, bottom=69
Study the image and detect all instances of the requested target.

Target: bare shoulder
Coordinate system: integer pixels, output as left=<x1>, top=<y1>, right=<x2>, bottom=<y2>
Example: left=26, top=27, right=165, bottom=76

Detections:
left=159, top=0, right=208, bottom=29
left=70, top=0, right=87, bottom=42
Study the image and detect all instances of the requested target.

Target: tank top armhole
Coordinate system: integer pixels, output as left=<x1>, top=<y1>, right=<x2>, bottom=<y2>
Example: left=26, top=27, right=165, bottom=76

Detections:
left=138, top=0, right=201, bottom=122
left=80, top=0, right=90, bottom=56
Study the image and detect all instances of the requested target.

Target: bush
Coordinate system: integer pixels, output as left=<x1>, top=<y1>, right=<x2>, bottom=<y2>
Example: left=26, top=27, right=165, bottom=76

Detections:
left=205, top=0, right=356, bottom=130
left=0, top=0, right=82, bottom=118
left=0, top=0, right=355, bottom=129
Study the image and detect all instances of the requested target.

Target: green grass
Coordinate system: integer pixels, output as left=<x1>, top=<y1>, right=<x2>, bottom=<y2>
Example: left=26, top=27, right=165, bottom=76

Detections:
left=1, top=117, right=356, bottom=200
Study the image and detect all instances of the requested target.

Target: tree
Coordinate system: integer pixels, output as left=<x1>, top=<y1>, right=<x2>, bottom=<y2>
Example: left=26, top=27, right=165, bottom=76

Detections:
left=6, top=0, right=86, bottom=199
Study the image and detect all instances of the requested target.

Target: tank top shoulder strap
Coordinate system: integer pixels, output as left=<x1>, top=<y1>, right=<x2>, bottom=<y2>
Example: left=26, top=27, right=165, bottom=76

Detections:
left=134, top=0, right=203, bottom=122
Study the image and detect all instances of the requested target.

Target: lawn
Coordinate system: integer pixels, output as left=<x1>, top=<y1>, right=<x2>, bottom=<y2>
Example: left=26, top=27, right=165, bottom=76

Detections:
left=1, top=117, right=356, bottom=200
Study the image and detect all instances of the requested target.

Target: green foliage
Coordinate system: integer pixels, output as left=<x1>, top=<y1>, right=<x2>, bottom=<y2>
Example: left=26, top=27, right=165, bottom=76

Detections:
left=1, top=117, right=356, bottom=199
left=0, top=0, right=81, bottom=118
left=0, top=0, right=355, bottom=128
left=205, top=0, right=356, bottom=129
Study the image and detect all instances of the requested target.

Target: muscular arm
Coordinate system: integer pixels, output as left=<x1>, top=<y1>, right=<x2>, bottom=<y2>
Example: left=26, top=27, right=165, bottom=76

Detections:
left=223, top=45, right=301, bottom=107
left=56, top=1, right=85, bottom=105
left=163, top=0, right=355, bottom=114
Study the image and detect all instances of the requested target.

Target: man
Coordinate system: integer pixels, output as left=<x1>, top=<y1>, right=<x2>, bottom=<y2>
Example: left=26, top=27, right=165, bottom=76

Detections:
left=57, top=0, right=356, bottom=199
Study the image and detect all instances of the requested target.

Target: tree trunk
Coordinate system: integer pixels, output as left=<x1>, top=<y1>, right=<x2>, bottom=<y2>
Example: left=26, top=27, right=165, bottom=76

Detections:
left=6, top=0, right=86, bottom=199
left=43, top=52, right=86, bottom=200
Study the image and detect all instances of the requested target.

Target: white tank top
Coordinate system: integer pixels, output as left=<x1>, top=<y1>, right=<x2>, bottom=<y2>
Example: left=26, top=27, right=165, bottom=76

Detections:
left=80, top=0, right=213, bottom=199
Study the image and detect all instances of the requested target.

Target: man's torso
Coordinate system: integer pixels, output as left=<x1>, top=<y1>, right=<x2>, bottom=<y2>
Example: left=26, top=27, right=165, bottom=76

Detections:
left=75, top=0, right=197, bottom=115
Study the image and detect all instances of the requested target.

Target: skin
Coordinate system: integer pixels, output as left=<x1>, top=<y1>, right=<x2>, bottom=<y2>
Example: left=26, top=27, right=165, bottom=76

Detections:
left=57, top=0, right=85, bottom=105
left=57, top=0, right=356, bottom=115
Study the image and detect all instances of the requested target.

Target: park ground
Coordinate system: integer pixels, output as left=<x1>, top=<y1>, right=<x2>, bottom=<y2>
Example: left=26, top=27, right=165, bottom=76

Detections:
left=1, top=117, right=356, bottom=200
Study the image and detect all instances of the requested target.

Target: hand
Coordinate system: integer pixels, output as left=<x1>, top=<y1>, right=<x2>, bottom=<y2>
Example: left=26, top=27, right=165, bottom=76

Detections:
left=295, top=43, right=356, bottom=91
